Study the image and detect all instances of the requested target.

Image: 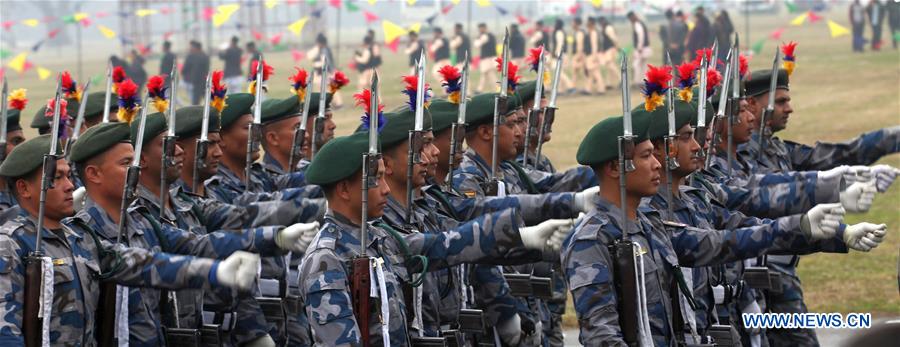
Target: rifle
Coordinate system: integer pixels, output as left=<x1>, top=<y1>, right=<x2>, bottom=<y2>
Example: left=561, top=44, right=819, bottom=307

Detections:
left=522, top=47, right=544, bottom=168
left=310, top=55, right=329, bottom=159
left=445, top=53, right=469, bottom=190
left=663, top=51, right=679, bottom=219
left=610, top=54, right=653, bottom=347
left=726, top=35, right=740, bottom=176
left=704, top=47, right=733, bottom=170
left=24, top=75, right=63, bottom=347
left=246, top=55, right=265, bottom=186
left=484, top=29, right=510, bottom=197
left=351, top=71, right=381, bottom=347
left=101, top=61, right=113, bottom=124
left=406, top=50, right=426, bottom=223
left=757, top=49, right=781, bottom=162
left=66, top=80, right=92, bottom=158
left=160, top=61, right=179, bottom=219
left=289, top=68, right=314, bottom=172
left=536, top=48, right=563, bottom=167
left=693, top=54, right=708, bottom=161
left=192, top=73, right=213, bottom=194
left=0, top=78, right=7, bottom=164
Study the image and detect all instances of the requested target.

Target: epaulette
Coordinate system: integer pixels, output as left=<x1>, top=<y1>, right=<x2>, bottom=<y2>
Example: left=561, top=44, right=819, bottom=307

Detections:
left=0, top=215, right=28, bottom=236
left=309, top=223, right=339, bottom=251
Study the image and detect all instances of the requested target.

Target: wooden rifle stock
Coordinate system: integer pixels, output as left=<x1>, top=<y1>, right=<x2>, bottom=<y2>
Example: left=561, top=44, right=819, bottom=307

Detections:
left=23, top=256, right=44, bottom=347
left=96, top=281, right=118, bottom=346
left=611, top=240, right=640, bottom=347
left=350, top=256, right=371, bottom=347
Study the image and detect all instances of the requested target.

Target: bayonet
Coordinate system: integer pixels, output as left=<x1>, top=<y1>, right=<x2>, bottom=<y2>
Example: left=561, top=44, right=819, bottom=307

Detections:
left=102, top=60, right=113, bottom=123
left=116, top=93, right=150, bottom=243
left=160, top=61, right=179, bottom=218
left=758, top=48, right=780, bottom=162
left=290, top=67, right=315, bottom=172
left=497, top=28, right=510, bottom=115
left=694, top=54, right=709, bottom=161
left=537, top=48, right=563, bottom=163
left=0, top=78, right=7, bottom=163
left=446, top=54, right=469, bottom=188
left=523, top=47, right=545, bottom=168
left=66, top=80, right=92, bottom=159
left=407, top=50, right=426, bottom=222
left=664, top=51, right=678, bottom=218
left=727, top=36, right=740, bottom=176
left=706, top=47, right=733, bottom=169
left=192, top=72, right=212, bottom=194
left=246, top=55, right=265, bottom=186
left=311, top=55, right=329, bottom=159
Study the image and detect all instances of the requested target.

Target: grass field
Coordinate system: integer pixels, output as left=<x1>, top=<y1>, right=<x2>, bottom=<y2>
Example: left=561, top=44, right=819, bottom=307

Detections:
left=5, top=6, right=899, bottom=325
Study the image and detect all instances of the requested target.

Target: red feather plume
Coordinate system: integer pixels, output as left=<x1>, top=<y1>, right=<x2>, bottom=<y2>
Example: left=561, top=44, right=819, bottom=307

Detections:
left=147, top=75, right=166, bottom=98
left=706, top=68, right=722, bottom=94
left=437, top=65, right=460, bottom=85
left=249, top=59, right=274, bottom=82
left=329, top=70, right=350, bottom=93
left=781, top=41, right=797, bottom=60
left=112, top=66, right=127, bottom=84
left=526, top=46, right=544, bottom=71
left=738, top=54, right=749, bottom=78
left=7, top=89, right=27, bottom=111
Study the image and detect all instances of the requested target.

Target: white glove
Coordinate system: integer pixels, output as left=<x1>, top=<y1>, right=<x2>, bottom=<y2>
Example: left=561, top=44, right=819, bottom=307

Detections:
left=520, top=219, right=573, bottom=250
left=73, top=186, right=87, bottom=213
left=244, top=334, right=276, bottom=347
left=845, top=165, right=872, bottom=185
left=497, top=314, right=522, bottom=346
left=802, top=203, right=845, bottom=240
left=840, top=181, right=877, bottom=213
left=547, top=219, right=577, bottom=251
left=818, top=165, right=850, bottom=182
left=574, top=186, right=600, bottom=213
left=843, top=222, right=887, bottom=252
left=870, top=164, right=900, bottom=192
left=216, top=251, right=260, bottom=292
left=276, top=222, right=321, bottom=252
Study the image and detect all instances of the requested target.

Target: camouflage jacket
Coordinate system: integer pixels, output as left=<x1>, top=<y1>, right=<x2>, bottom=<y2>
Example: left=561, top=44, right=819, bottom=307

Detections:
left=299, top=210, right=530, bottom=346
left=0, top=210, right=217, bottom=347
left=562, top=198, right=832, bottom=346
left=75, top=197, right=283, bottom=346
left=421, top=180, right=580, bottom=226
left=205, top=163, right=322, bottom=205
left=739, top=126, right=900, bottom=174
left=505, top=158, right=597, bottom=194
left=452, top=148, right=527, bottom=197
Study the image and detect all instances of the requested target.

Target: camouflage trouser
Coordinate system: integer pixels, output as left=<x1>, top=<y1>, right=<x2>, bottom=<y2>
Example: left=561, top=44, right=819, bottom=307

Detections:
left=287, top=269, right=312, bottom=347
left=765, top=274, right=819, bottom=347
left=545, top=313, right=564, bottom=347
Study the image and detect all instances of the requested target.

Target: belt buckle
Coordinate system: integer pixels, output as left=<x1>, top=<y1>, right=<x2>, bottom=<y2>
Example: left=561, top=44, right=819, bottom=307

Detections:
left=503, top=273, right=533, bottom=297
left=530, top=276, right=553, bottom=299
left=742, top=266, right=772, bottom=290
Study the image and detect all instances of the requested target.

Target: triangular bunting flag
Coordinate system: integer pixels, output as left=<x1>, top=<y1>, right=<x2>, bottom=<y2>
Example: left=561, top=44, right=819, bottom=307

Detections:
left=22, top=19, right=40, bottom=27
left=7, top=53, right=27, bottom=73
left=386, top=38, right=400, bottom=52
left=790, top=13, right=807, bottom=26
left=37, top=66, right=52, bottom=80
left=408, top=23, right=421, bottom=34
left=363, top=10, right=379, bottom=23
left=769, top=28, right=785, bottom=40
left=496, top=6, right=508, bottom=15
left=265, top=0, right=280, bottom=9
left=346, top=1, right=359, bottom=12
left=382, top=19, right=407, bottom=44
left=785, top=1, right=797, bottom=13
left=213, top=4, right=241, bottom=27
left=475, top=0, right=491, bottom=7
left=827, top=20, right=849, bottom=38
left=136, top=9, right=158, bottom=17
left=751, top=39, right=765, bottom=54
left=98, top=25, right=116, bottom=39
left=441, top=4, right=454, bottom=14
left=591, top=0, right=603, bottom=8
left=288, top=17, right=310, bottom=36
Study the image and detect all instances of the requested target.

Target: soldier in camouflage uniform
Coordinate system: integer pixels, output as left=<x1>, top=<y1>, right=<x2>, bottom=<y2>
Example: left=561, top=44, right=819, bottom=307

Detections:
left=642, top=98, right=886, bottom=344
left=0, top=134, right=261, bottom=346
left=561, top=111, right=885, bottom=346
left=69, top=122, right=317, bottom=346
left=0, top=91, right=27, bottom=217
left=737, top=69, right=899, bottom=347
left=261, top=92, right=336, bottom=176
left=299, top=132, right=565, bottom=346
left=130, top=110, right=324, bottom=345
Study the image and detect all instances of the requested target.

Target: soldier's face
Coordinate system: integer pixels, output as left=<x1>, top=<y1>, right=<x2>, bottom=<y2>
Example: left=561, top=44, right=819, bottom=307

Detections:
left=265, top=115, right=302, bottom=160
left=306, top=111, right=336, bottom=150
left=769, top=89, right=792, bottom=132
left=626, top=140, right=662, bottom=197
left=221, top=114, right=260, bottom=162
left=203, top=133, right=224, bottom=177
left=673, top=124, right=702, bottom=175
left=734, top=99, right=756, bottom=144
left=5, top=130, right=25, bottom=154
left=94, top=143, right=135, bottom=201
left=20, top=159, right=76, bottom=220
left=143, top=133, right=185, bottom=183
left=499, top=114, right=524, bottom=161
left=432, top=129, right=453, bottom=176
left=366, top=159, right=389, bottom=218
left=514, top=109, right=527, bottom=153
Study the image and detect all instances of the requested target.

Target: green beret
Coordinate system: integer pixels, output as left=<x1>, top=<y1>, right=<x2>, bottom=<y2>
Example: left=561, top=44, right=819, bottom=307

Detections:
left=429, top=99, right=460, bottom=132
left=306, top=92, right=334, bottom=112
left=130, top=112, right=168, bottom=147
left=70, top=122, right=131, bottom=163
left=744, top=69, right=789, bottom=98
left=465, top=93, right=518, bottom=128
left=642, top=100, right=696, bottom=141
left=379, top=108, right=433, bottom=149
left=220, top=93, right=255, bottom=129
left=82, top=91, right=119, bottom=120
left=576, top=112, right=653, bottom=166
left=31, top=99, right=80, bottom=130
left=260, top=97, right=301, bottom=125
left=0, top=134, right=53, bottom=178
left=5, top=109, right=22, bottom=133
left=305, top=133, right=370, bottom=186
left=516, top=80, right=540, bottom=107
left=175, top=106, right=220, bottom=138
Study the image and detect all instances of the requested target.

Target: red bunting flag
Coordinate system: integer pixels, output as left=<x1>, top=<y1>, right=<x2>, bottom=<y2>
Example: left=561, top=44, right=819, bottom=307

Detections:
left=329, top=0, right=341, bottom=8
left=386, top=39, right=400, bottom=53
left=48, top=29, right=61, bottom=39
left=441, top=4, right=454, bottom=14
left=202, top=7, right=215, bottom=21
left=516, top=15, right=528, bottom=25
left=291, top=49, right=304, bottom=62
left=364, top=10, right=379, bottom=24
left=769, top=28, right=785, bottom=40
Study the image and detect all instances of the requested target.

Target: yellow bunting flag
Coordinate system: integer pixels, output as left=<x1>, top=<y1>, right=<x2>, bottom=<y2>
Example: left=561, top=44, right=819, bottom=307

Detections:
left=382, top=20, right=407, bottom=44
left=450, top=0, right=461, bottom=5
left=73, top=12, right=89, bottom=21
left=98, top=25, right=116, bottom=39
left=790, top=13, right=808, bottom=26
left=475, top=0, right=491, bottom=7
left=135, top=9, right=158, bottom=17
left=591, top=0, right=603, bottom=8
left=827, top=20, right=850, bottom=38
left=22, top=19, right=39, bottom=27
left=408, top=23, right=422, bottom=34
left=37, top=67, right=52, bottom=80
left=407, top=0, right=417, bottom=5
left=288, top=17, right=310, bottom=36
left=7, top=53, right=28, bottom=73
left=213, top=4, right=241, bottom=27
left=368, top=0, right=378, bottom=5
left=265, top=0, right=280, bottom=9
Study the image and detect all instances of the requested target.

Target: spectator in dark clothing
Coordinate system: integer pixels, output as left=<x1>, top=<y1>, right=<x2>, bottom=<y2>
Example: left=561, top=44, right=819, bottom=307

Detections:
left=160, top=41, right=176, bottom=81
left=509, top=24, right=526, bottom=64
left=451, top=23, right=471, bottom=66
left=713, top=10, right=734, bottom=63
left=868, top=0, right=887, bottom=50
left=664, top=9, right=689, bottom=65
left=686, top=6, right=713, bottom=60
left=850, top=0, right=867, bottom=52
left=219, top=36, right=244, bottom=94
left=660, top=9, right=672, bottom=64
left=246, top=41, right=262, bottom=72
left=127, top=50, right=148, bottom=95
left=182, top=41, right=210, bottom=105
left=889, top=0, right=900, bottom=49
